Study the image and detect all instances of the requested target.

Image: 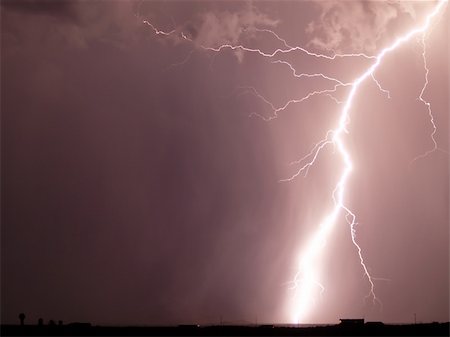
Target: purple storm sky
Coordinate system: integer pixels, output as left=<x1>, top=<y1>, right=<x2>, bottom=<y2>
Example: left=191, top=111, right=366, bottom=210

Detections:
left=1, top=0, right=448, bottom=326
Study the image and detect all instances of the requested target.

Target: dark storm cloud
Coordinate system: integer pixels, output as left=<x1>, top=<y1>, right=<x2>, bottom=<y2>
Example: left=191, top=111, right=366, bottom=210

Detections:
left=1, top=0, right=79, bottom=22
left=1, top=0, right=145, bottom=51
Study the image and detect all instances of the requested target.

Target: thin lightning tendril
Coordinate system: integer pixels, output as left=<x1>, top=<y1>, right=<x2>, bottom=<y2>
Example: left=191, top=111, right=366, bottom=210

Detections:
left=143, top=0, right=447, bottom=324
left=142, top=19, right=175, bottom=36
left=411, top=33, right=439, bottom=163
left=245, top=84, right=350, bottom=121
left=371, top=73, right=391, bottom=99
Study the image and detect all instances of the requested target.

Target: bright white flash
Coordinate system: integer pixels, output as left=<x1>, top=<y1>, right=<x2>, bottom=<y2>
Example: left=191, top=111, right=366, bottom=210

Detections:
left=142, top=0, right=447, bottom=324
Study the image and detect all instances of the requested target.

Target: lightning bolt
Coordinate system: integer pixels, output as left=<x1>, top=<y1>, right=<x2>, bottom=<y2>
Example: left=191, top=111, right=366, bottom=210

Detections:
left=142, top=0, right=448, bottom=324
left=287, top=0, right=447, bottom=323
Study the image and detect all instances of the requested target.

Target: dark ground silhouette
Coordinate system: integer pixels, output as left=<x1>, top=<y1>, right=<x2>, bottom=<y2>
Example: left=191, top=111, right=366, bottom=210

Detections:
left=1, top=321, right=449, bottom=336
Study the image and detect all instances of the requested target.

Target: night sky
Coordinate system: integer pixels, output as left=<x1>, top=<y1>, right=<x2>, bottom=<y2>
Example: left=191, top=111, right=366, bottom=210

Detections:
left=1, top=0, right=448, bottom=326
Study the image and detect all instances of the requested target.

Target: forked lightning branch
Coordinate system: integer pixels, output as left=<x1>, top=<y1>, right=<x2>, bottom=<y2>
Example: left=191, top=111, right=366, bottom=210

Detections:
left=142, top=0, right=448, bottom=324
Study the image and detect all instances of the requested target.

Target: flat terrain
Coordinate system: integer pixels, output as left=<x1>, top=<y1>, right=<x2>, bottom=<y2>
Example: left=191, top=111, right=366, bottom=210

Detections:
left=1, top=322, right=449, bottom=336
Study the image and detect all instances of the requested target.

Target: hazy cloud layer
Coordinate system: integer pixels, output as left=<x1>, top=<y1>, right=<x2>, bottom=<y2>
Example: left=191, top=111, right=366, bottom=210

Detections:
left=194, top=4, right=278, bottom=45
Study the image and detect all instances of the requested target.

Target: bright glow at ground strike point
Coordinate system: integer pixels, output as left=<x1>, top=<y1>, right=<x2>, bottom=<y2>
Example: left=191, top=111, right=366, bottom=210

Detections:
left=288, top=0, right=447, bottom=323
left=143, top=0, right=447, bottom=324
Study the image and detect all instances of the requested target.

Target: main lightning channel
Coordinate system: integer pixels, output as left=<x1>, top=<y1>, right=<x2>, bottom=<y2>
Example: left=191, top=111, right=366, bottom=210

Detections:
left=288, top=0, right=447, bottom=323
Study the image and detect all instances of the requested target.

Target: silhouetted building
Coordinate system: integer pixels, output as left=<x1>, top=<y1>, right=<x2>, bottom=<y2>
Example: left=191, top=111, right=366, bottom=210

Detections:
left=365, top=321, right=384, bottom=327
left=67, top=322, right=92, bottom=328
left=339, top=319, right=364, bottom=326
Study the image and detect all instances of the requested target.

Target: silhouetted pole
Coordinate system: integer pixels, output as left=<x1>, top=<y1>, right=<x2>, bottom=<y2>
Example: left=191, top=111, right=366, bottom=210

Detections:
left=19, top=313, right=25, bottom=326
left=414, top=313, right=417, bottom=324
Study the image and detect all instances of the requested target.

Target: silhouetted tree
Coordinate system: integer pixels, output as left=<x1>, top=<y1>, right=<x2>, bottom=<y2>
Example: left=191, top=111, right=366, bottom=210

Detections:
left=58, top=320, right=63, bottom=326
left=48, top=320, right=56, bottom=326
left=38, top=318, right=43, bottom=326
left=18, top=313, right=25, bottom=326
